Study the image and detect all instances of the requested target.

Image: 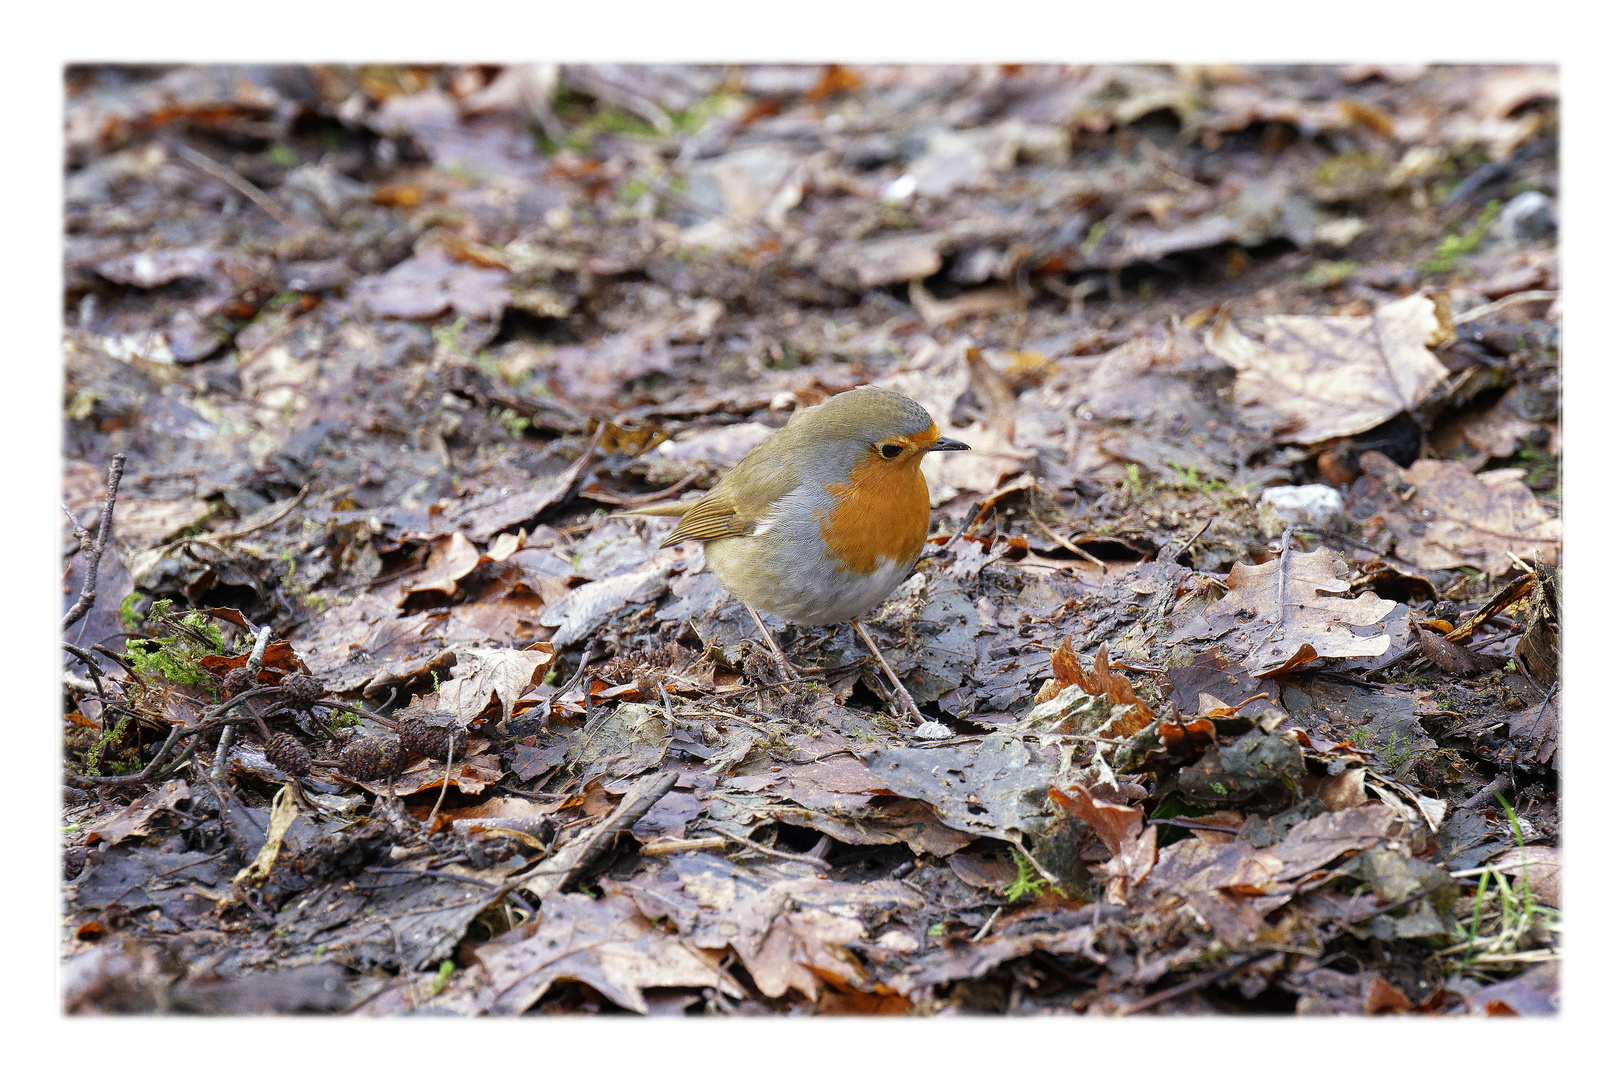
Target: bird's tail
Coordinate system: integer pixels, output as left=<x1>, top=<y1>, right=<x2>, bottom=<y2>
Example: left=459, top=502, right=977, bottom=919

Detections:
left=612, top=500, right=694, bottom=519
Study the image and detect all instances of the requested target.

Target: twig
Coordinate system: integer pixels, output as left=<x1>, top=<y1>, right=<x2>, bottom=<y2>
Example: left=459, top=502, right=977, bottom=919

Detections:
left=1027, top=515, right=1107, bottom=570
left=213, top=627, right=273, bottom=784
left=1010, top=837, right=1062, bottom=889
left=1155, top=816, right=1243, bottom=835
left=62, top=502, right=92, bottom=559
left=62, top=454, right=126, bottom=631
left=1274, top=525, right=1296, bottom=630
left=1166, top=517, right=1214, bottom=565
left=852, top=619, right=927, bottom=726
left=1455, top=290, right=1559, bottom=326
left=945, top=500, right=986, bottom=547
left=640, top=836, right=731, bottom=856
left=590, top=470, right=704, bottom=509
left=155, top=485, right=310, bottom=556
left=1117, top=951, right=1274, bottom=1016
left=426, top=730, right=458, bottom=826
left=61, top=643, right=110, bottom=704
left=705, top=828, right=831, bottom=868
left=362, top=866, right=535, bottom=918
left=1459, top=773, right=1516, bottom=813
left=64, top=721, right=190, bottom=789
left=239, top=305, right=324, bottom=364
left=971, top=906, right=1005, bottom=943
left=174, top=143, right=292, bottom=225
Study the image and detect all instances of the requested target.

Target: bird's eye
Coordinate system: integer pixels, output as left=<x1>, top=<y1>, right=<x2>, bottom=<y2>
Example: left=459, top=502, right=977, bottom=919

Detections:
left=879, top=443, right=903, bottom=459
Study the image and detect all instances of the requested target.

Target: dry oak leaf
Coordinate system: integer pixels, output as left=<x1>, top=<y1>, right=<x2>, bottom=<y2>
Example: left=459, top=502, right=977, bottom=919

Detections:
left=1049, top=784, right=1157, bottom=905
left=435, top=644, right=556, bottom=725
left=1359, top=453, right=1561, bottom=576
left=1206, top=292, right=1453, bottom=444
left=618, top=853, right=923, bottom=1000
left=473, top=892, right=743, bottom=1015
left=1488, top=846, right=1560, bottom=908
left=1050, top=638, right=1155, bottom=738
left=1168, top=547, right=1396, bottom=677
left=401, top=532, right=483, bottom=600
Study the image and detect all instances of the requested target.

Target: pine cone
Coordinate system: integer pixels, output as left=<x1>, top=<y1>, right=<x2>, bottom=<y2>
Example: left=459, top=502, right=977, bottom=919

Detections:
left=398, top=714, right=468, bottom=761
left=340, top=735, right=409, bottom=780
left=279, top=673, right=326, bottom=708
left=265, top=732, right=312, bottom=775
left=221, top=668, right=256, bottom=698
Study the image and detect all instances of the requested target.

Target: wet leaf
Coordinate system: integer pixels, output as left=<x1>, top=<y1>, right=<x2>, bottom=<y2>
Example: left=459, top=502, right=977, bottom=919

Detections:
left=474, top=892, right=742, bottom=1015
left=1354, top=453, right=1561, bottom=576
left=1168, top=547, right=1396, bottom=676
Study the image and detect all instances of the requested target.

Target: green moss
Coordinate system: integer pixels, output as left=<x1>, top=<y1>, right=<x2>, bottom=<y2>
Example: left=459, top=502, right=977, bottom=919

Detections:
left=1419, top=200, right=1502, bottom=274
left=122, top=600, right=226, bottom=688
left=1304, top=260, right=1357, bottom=289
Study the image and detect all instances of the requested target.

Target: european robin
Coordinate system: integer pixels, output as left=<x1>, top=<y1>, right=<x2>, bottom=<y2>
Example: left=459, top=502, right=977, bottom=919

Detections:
left=627, top=385, right=968, bottom=730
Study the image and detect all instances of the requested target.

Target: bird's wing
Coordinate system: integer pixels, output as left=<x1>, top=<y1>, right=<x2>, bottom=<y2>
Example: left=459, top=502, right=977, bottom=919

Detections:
left=641, top=439, right=802, bottom=548
left=659, top=490, right=756, bottom=547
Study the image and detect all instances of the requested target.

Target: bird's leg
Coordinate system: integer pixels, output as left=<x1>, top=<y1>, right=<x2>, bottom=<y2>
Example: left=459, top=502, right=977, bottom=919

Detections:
left=744, top=603, right=802, bottom=682
left=851, top=619, right=928, bottom=726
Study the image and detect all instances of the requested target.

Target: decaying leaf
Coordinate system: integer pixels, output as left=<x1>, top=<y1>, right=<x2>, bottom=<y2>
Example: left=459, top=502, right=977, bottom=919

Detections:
left=1047, top=638, right=1155, bottom=737
left=1207, top=291, right=1452, bottom=443
left=1488, top=846, right=1560, bottom=907
left=1355, top=453, right=1561, bottom=576
left=1049, top=784, right=1157, bottom=903
left=474, top=892, right=743, bottom=1015
left=350, top=250, right=510, bottom=321
left=1168, top=546, right=1396, bottom=676
left=401, top=532, right=482, bottom=599
left=615, top=851, right=924, bottom=1000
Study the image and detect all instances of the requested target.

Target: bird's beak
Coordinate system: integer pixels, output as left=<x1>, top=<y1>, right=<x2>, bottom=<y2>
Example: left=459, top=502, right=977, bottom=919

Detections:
left=928, top=436, right=971, bottom=453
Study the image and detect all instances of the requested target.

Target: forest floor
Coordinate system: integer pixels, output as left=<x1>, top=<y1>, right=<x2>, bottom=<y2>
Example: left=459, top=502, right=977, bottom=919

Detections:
left=61, top=63, right=1559, bottom=1016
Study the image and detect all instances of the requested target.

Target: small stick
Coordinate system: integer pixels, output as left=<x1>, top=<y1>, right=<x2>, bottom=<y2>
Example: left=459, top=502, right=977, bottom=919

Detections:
left=851, top=620, right=927, bottom=726
left=1027, top=514, right=1108, bottom=570
left=1010, top=837, right=1062, bottom=889
left=213, top=627, right=272, bottom=784
left=174, top=144, right=291, bottom=225
left=592, top=470, right=703, bottom=509
left=1455, top=290, right=1559, bottom=326
left=155, top=484, right=310, bottom=556
left=1117, top=951, right=1273, bottom=1016
left=971, top=906, right=1004, bottom=943
left=426, top=730, right=458, bottom=827
left=1274, top=525, right=1296, bottom=630
left=62, top=454, right=126, bottom=631
left=705, top=828, right=830, bottom=869
left=61, top=643, right=109, bottom=704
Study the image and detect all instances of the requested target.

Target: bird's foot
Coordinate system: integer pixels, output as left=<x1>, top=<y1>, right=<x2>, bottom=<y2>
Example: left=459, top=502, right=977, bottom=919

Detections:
left=849, top=620, right=949, bottom=738
left=744, top=603, right=806, bottom=684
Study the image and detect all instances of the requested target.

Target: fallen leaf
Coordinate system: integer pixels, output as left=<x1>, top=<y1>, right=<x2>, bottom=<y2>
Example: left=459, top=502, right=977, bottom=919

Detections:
left=1050, top=639, right=1155, bottom=737
left=1355, top=453, right=1561, bottom=576
left=1489, top=846, right=1560, bottom=907
left=436, top=645, right=556, bottom=725
left=1207, top=292, right=1452, bottom=444
left=474, top=892, right=743, bottom=1015
left=1168, top=546, right=1396, bottom=676
left=402, top=532, right=482, bottom=599
left=350, top=249, right=510, bottom=321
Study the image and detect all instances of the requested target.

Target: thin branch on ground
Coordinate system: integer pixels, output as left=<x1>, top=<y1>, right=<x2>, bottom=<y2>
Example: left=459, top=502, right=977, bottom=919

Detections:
left=174, top=144, right=292, bottom=225
left=62, top=453, right=126, bottom=631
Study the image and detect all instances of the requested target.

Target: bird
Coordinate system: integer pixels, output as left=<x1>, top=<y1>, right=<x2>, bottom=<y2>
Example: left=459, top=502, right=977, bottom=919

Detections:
left=624, top=384, right=969, bottom=732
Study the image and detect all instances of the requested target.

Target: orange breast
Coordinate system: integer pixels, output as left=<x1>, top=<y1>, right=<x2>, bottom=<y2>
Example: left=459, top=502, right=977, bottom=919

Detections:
left=820, top=455, right=931, bottom=575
